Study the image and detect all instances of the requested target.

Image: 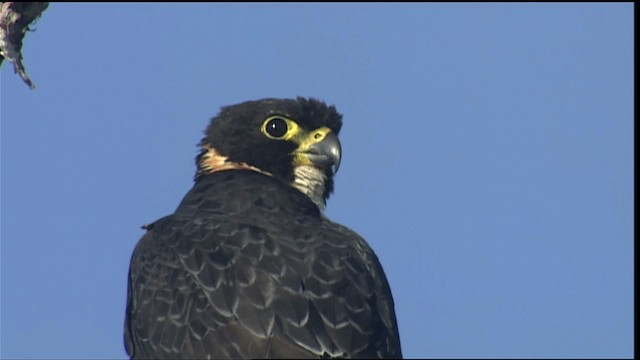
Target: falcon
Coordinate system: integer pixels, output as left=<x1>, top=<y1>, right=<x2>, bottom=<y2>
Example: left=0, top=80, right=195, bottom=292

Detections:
left=124, top=97, right=402, bottom=359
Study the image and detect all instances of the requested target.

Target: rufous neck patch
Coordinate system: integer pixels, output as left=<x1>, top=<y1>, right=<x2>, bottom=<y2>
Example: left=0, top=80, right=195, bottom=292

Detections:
left=197, top=144, right=272, bottom=177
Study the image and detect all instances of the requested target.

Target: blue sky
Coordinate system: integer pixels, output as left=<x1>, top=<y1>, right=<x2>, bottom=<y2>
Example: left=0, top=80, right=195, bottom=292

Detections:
left=1, top=3, right=633, bottom=359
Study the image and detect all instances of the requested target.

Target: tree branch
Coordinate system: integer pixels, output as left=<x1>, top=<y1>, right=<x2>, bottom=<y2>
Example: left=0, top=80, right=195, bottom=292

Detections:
left=0, top=2, right=49, bottom=90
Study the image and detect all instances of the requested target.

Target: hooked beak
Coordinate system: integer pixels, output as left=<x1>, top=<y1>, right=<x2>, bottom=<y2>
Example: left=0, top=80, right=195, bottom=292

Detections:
left=294, top=128, right=342, bottom=173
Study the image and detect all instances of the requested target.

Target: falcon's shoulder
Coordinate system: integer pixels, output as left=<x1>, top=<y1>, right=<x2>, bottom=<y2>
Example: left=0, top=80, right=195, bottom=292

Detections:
left=126, top=171, right=401, bottom=358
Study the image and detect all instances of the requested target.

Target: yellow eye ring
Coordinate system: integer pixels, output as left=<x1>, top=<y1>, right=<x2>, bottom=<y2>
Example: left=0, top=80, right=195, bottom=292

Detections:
left=264, top=117, right=288, bottom=138
left=261, top=116, right=300, bottom=140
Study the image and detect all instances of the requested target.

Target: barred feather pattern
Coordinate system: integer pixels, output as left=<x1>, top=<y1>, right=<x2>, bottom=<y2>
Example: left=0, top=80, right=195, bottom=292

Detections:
left=124, top=170, right=402, bottom=359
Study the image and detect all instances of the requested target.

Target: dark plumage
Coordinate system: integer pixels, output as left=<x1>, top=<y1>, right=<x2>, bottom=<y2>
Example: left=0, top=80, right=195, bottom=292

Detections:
left=124, top=97, right=402, bottom=359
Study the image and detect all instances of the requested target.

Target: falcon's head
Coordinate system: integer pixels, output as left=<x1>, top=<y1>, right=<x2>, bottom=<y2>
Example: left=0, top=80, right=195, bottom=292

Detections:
left=196, top=97, right=343, bottom=210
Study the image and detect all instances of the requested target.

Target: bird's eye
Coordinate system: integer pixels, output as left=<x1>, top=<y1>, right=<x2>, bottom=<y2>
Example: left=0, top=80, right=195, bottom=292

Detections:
left=262, top=115, right=300, bottom=140
left=264, top=117, right=288, bottom=138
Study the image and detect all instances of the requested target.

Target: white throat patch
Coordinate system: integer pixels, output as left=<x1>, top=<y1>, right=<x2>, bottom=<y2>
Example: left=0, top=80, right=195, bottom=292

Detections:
left=293, top=165, right=327, bottom=211
left=198, top=145, right=328, bottom=211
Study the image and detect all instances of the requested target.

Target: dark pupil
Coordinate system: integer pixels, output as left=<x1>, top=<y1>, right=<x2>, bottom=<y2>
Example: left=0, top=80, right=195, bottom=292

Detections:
left=267, top=118, right=288, bottom=138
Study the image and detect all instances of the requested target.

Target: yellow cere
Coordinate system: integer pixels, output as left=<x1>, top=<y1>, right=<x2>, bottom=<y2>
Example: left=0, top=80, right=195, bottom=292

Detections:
left=261, top=116, right=333, bottom=149
left=296, top=126, right=332, bottom=150
left=261, top=116, right=335, bottom=168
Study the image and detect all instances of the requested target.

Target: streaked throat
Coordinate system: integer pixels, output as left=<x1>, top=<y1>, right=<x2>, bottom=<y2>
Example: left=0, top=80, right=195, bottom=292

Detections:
left=292, top=165, right=327, bottom=211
